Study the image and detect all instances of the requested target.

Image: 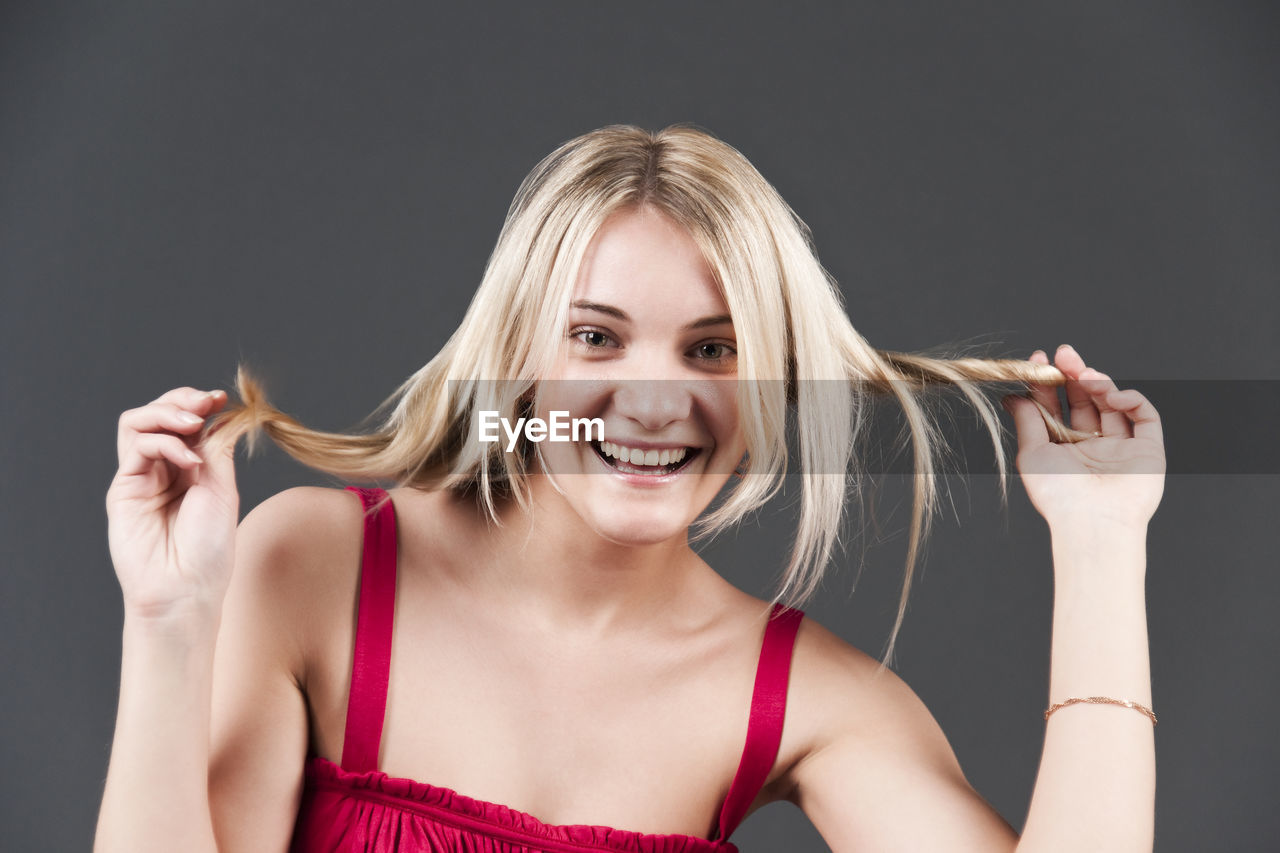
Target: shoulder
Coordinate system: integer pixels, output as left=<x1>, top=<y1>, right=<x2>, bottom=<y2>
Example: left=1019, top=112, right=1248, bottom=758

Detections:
left=774, top=616, right=1021, bottom=848
left=237, top=483, right=438, bottom=561
left=770, top=614, right=1020, bottom=849
left=777, top=614, right=966, bottom=802
left=234, top=481, right=476, bottom=592
left=234, top=486, right=365, bottom=594
left=232, top=485, right=461, bottom=673
left=238, top=484, right=358, bottom=542
left=231, top=486, right=372, bottom=681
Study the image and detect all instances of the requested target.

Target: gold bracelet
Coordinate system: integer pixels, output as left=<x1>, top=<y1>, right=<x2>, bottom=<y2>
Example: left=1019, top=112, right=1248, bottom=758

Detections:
left=1044, top=696, right=1157, bottom=726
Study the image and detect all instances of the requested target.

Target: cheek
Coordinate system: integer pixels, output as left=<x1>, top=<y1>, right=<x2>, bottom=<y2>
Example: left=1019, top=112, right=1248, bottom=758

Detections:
left=533, top=380, right=606, bottom=422
left=526, top=385, right=604, bottom=474
left=703, top=392, right=743, bottom=444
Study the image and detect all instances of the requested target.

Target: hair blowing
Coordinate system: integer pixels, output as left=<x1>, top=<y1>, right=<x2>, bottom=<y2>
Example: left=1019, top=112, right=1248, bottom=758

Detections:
left=199, top=124, right=1087, bottom=668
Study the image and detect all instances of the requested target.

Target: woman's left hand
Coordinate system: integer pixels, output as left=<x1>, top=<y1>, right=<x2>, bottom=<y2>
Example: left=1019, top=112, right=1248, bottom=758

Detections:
left=1002, top=344, right=1166, bottom=532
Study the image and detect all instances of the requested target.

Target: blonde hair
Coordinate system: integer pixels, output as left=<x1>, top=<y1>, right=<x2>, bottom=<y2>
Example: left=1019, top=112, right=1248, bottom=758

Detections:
left=202, top=123, right=1087, bottom=667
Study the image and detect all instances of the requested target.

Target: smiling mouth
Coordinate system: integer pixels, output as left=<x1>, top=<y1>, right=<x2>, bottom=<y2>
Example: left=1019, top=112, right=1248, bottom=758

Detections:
left=589, top=439, right=703, bottom=476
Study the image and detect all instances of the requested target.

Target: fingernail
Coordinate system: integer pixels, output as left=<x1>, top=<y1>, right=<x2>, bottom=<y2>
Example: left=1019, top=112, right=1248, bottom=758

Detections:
left=178, top=411, right=202, bottom=425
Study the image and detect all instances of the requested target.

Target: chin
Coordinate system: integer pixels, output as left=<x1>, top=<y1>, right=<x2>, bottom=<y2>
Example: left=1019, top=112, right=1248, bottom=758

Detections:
left=584, top=506, right=691, bottom=547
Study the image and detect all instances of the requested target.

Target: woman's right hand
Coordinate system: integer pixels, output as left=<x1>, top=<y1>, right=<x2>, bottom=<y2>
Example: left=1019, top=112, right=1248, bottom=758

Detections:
left=105, top=387, right=240, bottom=624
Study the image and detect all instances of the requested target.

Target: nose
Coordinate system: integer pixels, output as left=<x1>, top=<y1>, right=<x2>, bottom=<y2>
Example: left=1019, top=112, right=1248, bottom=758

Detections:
left=612, top=377, right=696, bottom=434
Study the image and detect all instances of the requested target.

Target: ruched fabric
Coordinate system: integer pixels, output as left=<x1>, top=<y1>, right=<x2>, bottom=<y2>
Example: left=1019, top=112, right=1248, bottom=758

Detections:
left=289, top=486, right=805, bottom=853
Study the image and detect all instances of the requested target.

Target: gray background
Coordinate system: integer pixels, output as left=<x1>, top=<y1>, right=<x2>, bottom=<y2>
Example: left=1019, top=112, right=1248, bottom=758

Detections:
left=3, top=1, right=1277, bottom=850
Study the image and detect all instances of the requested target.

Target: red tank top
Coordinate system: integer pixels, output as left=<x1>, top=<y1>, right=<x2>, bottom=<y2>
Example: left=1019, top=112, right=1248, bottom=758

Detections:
left=289, top=486, right=806, bottom=852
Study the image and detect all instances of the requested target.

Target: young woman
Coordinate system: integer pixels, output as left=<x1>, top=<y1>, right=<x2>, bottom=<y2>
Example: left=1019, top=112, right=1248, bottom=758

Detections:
left=96, top=124, right=1164, bottom=852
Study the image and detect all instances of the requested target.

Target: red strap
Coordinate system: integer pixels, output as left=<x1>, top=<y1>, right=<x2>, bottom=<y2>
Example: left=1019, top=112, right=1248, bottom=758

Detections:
left=714, top=602, right=805, bottom=842
left=339, top=486, right=398, bottom=773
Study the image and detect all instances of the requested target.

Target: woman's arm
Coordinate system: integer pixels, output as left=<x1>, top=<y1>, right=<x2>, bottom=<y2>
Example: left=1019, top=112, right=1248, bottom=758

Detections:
left=96, top=608, right=224, bottom=852
left=1018, top=522, right=1154, bottom=851
left=95, top=386, right=234, bottom=852
left=96, top=488, right=315, bottom=852
left=782, top=621, right=1022, bottom=852
left=787, top=344, right=1163, bottom=851
left=1010, top=346, right=1162, bottom=851
left=95, top=387, right=312, bottom=851
left=783, top=528, right=1153, bottom=853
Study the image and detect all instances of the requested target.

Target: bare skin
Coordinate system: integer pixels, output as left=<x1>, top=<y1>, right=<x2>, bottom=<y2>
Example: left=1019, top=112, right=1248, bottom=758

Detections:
left=300, top=485, right=796, bottom=834
left=99, top=203, right=1160, bottom=851
left=291, top=204, right=840, bottom=835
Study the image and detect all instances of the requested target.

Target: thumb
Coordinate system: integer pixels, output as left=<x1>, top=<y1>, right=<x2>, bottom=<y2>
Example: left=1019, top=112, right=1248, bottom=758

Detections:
left=1002, top=394, right=1051, bottom=453
left=194, top=432, right=240, bottom=512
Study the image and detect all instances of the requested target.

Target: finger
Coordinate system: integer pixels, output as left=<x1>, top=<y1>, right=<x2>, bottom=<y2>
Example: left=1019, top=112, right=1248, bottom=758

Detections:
left=1079, top=368, right=1130, bottom=437
left=1026, top=350, right=1063, bottom=422
left=190, top=417, right=240, bottom=496
left=116, top=432, right=204, bottom=480
left=1103, top=387, right=1163, bottom=446
left=120, top=389, right=227, bottom=462
left=118, top=403, right=210, bottom=456
left=1053, top=344, right=1100, bottom=434
left=1001, top=393, right=1053, bottom=454
left=146, top=386, right=226, bottom=411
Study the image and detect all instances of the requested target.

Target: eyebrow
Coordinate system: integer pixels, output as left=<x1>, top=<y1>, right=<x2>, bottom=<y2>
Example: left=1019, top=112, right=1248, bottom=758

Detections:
left=570, top=300, right=734, bottom=332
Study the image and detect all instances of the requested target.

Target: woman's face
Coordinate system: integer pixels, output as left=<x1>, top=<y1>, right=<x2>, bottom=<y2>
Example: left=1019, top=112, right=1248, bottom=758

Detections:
left=529, top=204, right=746, bottom=546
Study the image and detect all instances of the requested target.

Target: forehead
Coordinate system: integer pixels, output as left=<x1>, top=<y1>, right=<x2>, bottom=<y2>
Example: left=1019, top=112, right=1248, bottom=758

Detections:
left=572, top=206, right=726, bottom=314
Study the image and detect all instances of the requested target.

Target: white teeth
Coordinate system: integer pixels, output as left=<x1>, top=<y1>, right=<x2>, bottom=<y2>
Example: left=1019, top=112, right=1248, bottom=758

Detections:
left=598, top=440, right=690, bottom=468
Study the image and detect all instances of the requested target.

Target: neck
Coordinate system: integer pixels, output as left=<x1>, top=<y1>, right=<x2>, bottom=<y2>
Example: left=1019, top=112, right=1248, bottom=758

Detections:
left=458, top=476, right=707, bottom=638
